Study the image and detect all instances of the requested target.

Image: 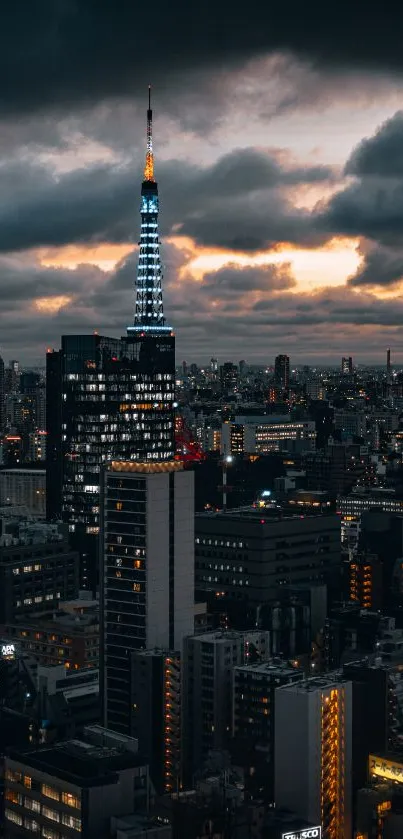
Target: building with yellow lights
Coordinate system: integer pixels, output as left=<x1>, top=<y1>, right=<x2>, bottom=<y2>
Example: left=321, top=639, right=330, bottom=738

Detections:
left=275, top=676, right=352, bottom=839
left=354, top=753, right=403, bottom=838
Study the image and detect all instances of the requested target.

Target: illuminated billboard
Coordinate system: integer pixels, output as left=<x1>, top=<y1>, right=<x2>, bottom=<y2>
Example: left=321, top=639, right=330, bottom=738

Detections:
left=282, top=829, right=322, bottom=839
left=0, top=641, right=18, bottom=661
left=369, top=754, right=403, bottom=783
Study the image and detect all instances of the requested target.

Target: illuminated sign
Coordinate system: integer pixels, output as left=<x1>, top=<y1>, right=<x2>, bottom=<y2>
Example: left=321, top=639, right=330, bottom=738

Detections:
left=282, top=829, right=322, bottom=839
left=369, top=754, right=403, bottom=783
left=1, top=643, right=16, bottom=659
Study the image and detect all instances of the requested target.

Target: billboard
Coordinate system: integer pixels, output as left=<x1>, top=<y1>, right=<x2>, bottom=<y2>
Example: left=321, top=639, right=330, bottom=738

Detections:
left=282, top=829, right=322, bottom=839
left=0, top=641, right=19, bottom=661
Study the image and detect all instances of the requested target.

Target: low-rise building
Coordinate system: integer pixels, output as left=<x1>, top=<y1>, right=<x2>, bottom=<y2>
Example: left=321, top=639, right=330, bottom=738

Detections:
left=3, top=725, right=149, bottom=839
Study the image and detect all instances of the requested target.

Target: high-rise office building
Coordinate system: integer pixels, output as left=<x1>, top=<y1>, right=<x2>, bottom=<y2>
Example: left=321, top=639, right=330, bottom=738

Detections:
left=46, top=91, right=175, bottom=588
left=275, top=676, right=352, bottom=839
left=0, top=353, right=4, bottom=432
left=195, top=509, right=341, bottom=611
left=274, top=354, right=290, bottom=391
left=100, top=460, right=194, bottom=738
left=341, top=356, right=353, bottom=375
left=387, top=347, right=391, bottom=376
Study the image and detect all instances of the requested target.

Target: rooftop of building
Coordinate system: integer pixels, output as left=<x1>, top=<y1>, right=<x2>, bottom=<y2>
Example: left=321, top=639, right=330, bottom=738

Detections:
left=188, top=630, right=267, bottom=644
left=196, top=505, right=338, bottom=524
left=276, top=673, right=348, bottom=693
left=0, top=519, right=66, bottom=550
left=233, top=659, right=302, bottom=678
left=108, top=460, right=183, bottom=474
left=1, top=607, right=99, bottom=635
left=6, top=726, right=145, bottom=787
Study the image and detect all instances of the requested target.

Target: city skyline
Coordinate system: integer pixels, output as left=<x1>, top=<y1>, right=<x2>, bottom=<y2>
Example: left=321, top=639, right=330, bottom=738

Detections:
left=2, top=8, right=403, bottom=362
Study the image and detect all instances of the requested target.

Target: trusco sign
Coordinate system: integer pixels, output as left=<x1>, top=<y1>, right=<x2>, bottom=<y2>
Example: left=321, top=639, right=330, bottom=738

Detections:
left=282, top=829, right=322, bottom=839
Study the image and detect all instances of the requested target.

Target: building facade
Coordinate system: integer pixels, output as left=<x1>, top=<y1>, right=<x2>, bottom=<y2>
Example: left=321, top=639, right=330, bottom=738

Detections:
left=100, top=460, right=194, bottom=737
left=182, top=630, right=270, bottom=781
left=195, top=509, right=341, bottom=608
left=0, top=468, right=46, bottom=517
left=221, top=415, right=316, bottom=456
left=0, top=521, right=78, bottom=623
left=232, top=660, right=303, bottom=802
left=275, top=676, right=352, bottom=839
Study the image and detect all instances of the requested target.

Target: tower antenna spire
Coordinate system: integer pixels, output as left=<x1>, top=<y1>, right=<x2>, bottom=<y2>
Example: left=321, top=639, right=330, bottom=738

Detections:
left=144, top=84, right=154, bottom=182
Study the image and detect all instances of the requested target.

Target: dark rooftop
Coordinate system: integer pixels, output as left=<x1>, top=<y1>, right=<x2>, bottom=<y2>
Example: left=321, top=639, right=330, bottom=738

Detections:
left=6, top=737, right=146, bottom=787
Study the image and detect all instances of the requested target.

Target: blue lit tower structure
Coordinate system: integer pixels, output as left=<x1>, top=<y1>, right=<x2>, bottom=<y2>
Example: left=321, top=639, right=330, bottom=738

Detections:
left=125, top=86, right=175, bottom=460
left=46, top=90, right=175, bottom=590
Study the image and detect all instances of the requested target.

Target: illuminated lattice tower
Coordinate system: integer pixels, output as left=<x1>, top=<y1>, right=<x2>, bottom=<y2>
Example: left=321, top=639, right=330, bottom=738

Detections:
left=128, top=87, right=171, bottom=336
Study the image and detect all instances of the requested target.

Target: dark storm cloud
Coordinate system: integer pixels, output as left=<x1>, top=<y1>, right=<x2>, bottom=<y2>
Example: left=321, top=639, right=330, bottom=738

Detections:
left=0, top=148, right=333, bottom=252
left=2, top=247, right=403, bottom=364
left=320, top=112, right=403, bottom=247
left=199, top=263, right=296, bottom=295
left=2, top=2, right=403, bottom=117
left=346, top=112, right=403, bottom=177
left=320, top=178, right=403, bottom=245
left=348, top=243, right=403, bottom=287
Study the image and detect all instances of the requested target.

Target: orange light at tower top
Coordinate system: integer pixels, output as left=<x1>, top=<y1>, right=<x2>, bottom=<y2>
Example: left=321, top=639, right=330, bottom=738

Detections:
left=144, top=85, right=155, bottom=182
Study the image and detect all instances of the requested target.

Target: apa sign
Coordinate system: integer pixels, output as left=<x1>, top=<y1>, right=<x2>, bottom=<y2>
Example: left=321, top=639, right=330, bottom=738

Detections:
left=282, top=829, right=322, bottom=839
left=1, top=643, right=15, bottom=658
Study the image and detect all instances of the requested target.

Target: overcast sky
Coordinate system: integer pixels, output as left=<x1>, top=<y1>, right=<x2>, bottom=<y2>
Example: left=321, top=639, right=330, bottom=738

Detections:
left=2, top=2, right=403, bottom=365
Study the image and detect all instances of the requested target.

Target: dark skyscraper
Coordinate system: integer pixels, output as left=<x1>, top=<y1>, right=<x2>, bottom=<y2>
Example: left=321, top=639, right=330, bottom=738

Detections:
left=342, top=355, right=353, bottom=375
left=0, top=352, right=4, bottom=432
left=274, top=353, right=290, bottom=391
left=46, top=91, right=175, bottom=589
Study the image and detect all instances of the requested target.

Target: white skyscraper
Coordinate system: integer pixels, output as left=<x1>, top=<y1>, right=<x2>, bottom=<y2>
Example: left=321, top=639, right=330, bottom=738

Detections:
left=275, top=676, right=352, bottom=839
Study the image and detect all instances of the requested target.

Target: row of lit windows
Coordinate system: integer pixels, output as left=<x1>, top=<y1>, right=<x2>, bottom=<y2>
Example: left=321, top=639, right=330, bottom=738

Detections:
left=195, top=538, right=246, bottom=548
left=12, top=564, right=42, bottom=575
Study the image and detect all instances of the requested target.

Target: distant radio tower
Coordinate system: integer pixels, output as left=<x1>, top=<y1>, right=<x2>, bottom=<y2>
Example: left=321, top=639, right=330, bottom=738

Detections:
left=387, top=347, right=391, bottom=376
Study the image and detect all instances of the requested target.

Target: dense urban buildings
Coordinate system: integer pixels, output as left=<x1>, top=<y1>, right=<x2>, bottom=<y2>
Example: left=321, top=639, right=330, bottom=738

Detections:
left=4, top=82, right=403, bottom=839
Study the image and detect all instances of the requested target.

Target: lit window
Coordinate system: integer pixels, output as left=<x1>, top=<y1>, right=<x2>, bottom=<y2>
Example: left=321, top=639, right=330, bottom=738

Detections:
left=62, top=813, right=81, bottom=831
left=42, top=828, right=59, bottom=839
left=24, top=797, right=41, bottom=812
left=116, top=501, right=123, bottom=511
left=5, top=809, right=23, bottom=826
left=24, top=775, right=32, bottom=789
left=5, top=768, right=22, bottom=783
left=61, top=791, right=81, bottom=809
left=24, top=817, right=40, bottom=832
left=42, top=806, right=59, bottom=822
left=5, top=789, right=22, bottom=805
left=42, top=785, right=59, bottom=801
